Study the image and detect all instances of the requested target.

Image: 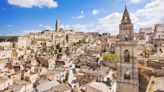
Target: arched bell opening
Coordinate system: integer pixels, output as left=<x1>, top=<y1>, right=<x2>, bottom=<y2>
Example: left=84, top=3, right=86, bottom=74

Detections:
left=124, top=50, right=130, bottom=62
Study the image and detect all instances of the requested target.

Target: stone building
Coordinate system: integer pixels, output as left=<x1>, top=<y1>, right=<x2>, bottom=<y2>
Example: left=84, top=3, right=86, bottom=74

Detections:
left=56, top=19, right=60, bottom=32
left=153, top=23, right=164, bottom=52
left=0, top=42, right=13, bottom=60
left=154, top=23, right=164, bottom=33
left=153, top=31, right=164, bottom=53
left=115, top=5, right=139, bottom=92
left=138, top=28, right=153, bottom=42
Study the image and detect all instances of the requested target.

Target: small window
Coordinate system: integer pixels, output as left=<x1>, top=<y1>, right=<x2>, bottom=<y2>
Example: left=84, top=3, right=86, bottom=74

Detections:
left=124, top=71, right=130, bottom=80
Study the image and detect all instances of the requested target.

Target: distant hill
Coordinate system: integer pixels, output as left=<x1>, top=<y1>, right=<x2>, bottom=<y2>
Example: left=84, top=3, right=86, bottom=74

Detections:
left=0, top=36, right=18, bottom=42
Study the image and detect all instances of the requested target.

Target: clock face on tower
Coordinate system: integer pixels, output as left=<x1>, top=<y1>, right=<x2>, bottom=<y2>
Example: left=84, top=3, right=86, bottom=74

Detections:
left=125, top=17, right=128, bottom=23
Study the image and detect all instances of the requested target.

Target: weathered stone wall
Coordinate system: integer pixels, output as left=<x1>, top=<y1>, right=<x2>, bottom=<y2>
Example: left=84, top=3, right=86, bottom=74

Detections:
left=86, top=85, right=102, bottom=92
left=117, top=82, right=139, bottom=92
left=147, top=61, right=164, bottom=69
left=115, top=42, right=137, bottom=62
left=102, top=60, right=117, bottom=70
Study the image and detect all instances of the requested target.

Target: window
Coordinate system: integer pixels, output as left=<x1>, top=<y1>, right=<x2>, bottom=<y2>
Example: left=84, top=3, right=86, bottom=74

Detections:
left=124, top=71, right=130, bottom=80
left=124, top=50, right=130, bottom=62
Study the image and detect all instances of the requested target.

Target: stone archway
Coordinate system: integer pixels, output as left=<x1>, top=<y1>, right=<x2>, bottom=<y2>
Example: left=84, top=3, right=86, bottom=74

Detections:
left=124, top=50, right=130, bottom=62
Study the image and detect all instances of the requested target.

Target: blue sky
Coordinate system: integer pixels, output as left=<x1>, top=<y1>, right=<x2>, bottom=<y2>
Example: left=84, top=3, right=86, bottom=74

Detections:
left=0, top=0, right=163, bottom=35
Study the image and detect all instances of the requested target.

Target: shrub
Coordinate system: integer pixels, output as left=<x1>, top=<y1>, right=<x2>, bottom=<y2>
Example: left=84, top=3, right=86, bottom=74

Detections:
left=103, top=53, right=117, bottom=61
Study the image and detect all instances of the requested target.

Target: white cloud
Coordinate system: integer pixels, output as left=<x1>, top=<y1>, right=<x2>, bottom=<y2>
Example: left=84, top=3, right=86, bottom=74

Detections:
left=44, top=25, right=53, bottom=30
left=81, top=11, right=84, bottom=14
left=6, top=29, right=40, bottom=36
left=21, top=29, right=40, bottom=35
left=70, top=24, right=88, bottom=32
left=72, top=15, right=85, bottom=19
left=96, top=12, right=122, bottom=34
left=92, top=9, right=100, bottom=15
left=62, top=24, right=95, bottom=32
left=126, top=0, right=164, bottom=33
left=95, top=0, right=164, bottom=34
left=66, top=0, right=163, bottom=35
left=130, top=0, right=143, bottom=4
left=39, top=24, right=54, bottom=30
left=72, top=11, right=85, bottom=19
left=61, top=24, right=70, bottom=29
left=9, top=0, right=163, bottom=35
left=6, top=24, right=13, bottom=27
left=8, top=0, right=58, bottom=8
left=23, top=29, right=40, bottom=34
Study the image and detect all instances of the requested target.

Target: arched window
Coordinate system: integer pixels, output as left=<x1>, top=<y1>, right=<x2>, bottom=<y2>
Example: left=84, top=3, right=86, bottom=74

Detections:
left=124, top=70, right=130, bottom=80
left=66, top=35, right=69, bottom=43
left=124, top=50, right=130, bottom=62
left=125, top=37, right=128, bottom=41
left=111, top=43, right=115, bottom=53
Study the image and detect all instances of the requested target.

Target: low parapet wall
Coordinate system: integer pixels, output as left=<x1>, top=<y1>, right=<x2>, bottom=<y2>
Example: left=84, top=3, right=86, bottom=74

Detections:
left=102, top=60, right=117, bottom=70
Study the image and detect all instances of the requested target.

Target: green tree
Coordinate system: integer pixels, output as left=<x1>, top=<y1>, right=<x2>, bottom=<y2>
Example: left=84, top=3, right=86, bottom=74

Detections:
left=48, top=46, right=56, bottom=53
left=77, top=39, right=87, bottom=46
left=144, top=50, right=153, bottom=58
left=103, top=53, right=117, bottom=61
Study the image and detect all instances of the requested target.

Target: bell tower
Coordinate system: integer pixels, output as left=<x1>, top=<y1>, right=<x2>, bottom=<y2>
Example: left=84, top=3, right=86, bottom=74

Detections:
left=56, top=19, right=60, bottom=32
left=119, top=5, right=134, bottom=41
left=115, top=5, right=139, bottom=92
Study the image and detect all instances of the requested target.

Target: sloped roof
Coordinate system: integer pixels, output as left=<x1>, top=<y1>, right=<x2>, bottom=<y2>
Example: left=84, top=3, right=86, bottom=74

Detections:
left=121, top=5, right=131, bottom=24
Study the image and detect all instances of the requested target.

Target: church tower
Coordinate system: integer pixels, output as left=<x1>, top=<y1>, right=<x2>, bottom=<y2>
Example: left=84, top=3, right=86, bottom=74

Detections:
left=56, top=19, right=60, bottom=32
left=115, top=5, right=139, bottom=92
left=119, top=5, right=134, bottom=41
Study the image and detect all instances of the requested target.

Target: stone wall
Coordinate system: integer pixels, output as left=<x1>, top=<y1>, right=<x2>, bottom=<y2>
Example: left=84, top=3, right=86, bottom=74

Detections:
left=115, top=42, right=137, bottom=62
left=102, top=60, right=117, bottom=70
left=117, top=82, right=139, bottom=92
left=86, top=85, right=102, bottom=92
left=0, top=50, right=12, bottom=59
